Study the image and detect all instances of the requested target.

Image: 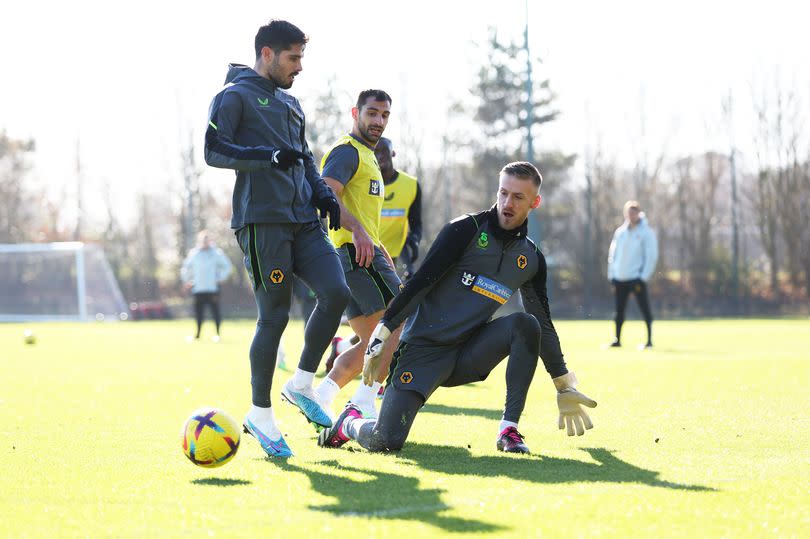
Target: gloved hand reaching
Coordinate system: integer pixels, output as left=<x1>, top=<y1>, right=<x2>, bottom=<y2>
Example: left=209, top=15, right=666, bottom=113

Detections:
left=552, top=372, right=597, bottom=436
left=362, top=322, right=391, bottom=386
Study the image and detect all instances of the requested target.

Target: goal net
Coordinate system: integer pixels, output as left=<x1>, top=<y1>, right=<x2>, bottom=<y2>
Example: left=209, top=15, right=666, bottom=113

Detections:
left=0, top=242, right=129, bottom=322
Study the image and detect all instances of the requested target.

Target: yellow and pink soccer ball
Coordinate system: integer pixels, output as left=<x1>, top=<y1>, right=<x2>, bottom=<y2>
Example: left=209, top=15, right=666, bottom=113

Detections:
left=181, top=408, right=240, bottom=468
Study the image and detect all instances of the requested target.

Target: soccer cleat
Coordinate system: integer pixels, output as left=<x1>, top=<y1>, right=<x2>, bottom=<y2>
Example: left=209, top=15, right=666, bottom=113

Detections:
left=609, top=339, right=621, bottom=348
left=318, top=404, right=363, bottom=448
left=496, top=426, right=530, bottom=454
left=281, top=380, right=334, bottom=429
left=242, top=419, right=293, bottom=458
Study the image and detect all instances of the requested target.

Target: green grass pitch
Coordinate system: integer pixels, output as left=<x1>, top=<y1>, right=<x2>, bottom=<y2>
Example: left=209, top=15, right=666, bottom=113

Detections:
left=1, top=318, right=808, bottom=538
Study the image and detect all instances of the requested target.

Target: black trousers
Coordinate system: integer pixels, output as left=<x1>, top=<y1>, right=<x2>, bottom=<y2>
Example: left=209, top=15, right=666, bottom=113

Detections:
left=613, top=279, right=653, bottom=342
left=193, top=292, right=221, bottom=337
left=355, top=312, right=542, bottom=452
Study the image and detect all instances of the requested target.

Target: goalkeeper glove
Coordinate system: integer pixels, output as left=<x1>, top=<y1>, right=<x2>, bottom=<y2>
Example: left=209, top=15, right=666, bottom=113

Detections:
left=553, top=372, right=597, bottom=436
left=270, top=148, right=308, bottom=170
left=362, top=322, right=391, bottom=386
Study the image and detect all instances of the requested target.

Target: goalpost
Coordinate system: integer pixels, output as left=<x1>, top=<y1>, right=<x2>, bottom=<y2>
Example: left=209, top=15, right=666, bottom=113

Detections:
left=0, top=242, right=129, bottom=322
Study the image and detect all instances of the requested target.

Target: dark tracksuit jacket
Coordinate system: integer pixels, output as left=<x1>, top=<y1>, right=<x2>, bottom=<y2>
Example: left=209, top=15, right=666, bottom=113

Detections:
left=204, top=64, right=331, bottom=228
left=382, top=206, right=568, bottom=379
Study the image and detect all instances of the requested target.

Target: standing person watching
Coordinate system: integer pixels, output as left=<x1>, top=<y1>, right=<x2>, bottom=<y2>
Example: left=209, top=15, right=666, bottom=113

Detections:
left=181, top=230, right=234, bottom=342
left=607, top=200, right=659, bottom=349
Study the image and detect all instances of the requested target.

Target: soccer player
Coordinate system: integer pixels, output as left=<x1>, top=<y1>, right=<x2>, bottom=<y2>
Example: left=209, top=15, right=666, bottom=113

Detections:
left=607, top=200, right=659, bottom=349
left=313, top=90, right=403, bottom=420
left=204, top=20, right=350, bottom=457
left=323, top=137, right=422, bottom=378
left=180, top=230, right=234, bottom=342
left=318, top=162, right=597, bottom=454
left=375, top=137, right=422, bottom=277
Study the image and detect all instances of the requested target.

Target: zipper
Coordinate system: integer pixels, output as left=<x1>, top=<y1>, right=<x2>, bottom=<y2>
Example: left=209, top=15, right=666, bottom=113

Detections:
left=284, top=101, right=300, bottom=221
left=496, top=244, right=506, bottom=272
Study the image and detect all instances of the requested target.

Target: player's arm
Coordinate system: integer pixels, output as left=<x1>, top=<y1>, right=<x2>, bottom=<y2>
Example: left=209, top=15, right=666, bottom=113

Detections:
left=520, top=249, right=597, bottom=436
left=363, top=214, right=480, bottom=385
left=641, top=227, right=659, bottom=282
left=216, top=250, right=234, bottom=282
left=204, top=91, right=305, bottom=171
left=321, top=145, right=374, bottom=267
left=607, top=229, right=619, bottom=282
left=296, top=107, right=341, bottom=229
left=519, top=250, right=567, bottom=377
left=407, top=183, right=423, bottom=243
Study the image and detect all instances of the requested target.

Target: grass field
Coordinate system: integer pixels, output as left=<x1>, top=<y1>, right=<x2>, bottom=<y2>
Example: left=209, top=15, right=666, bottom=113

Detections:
left=1, top=318, right=808, bottom=538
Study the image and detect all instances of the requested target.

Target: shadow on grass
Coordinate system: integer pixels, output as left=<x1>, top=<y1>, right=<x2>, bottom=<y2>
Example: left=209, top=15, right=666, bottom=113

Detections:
left=190, top=477, right=252, bottom=486
left=275, top=459, right=504, bottom=534
left=421, top=403, right=501, bottom=420
left=403, top=444, right=715, bottom=492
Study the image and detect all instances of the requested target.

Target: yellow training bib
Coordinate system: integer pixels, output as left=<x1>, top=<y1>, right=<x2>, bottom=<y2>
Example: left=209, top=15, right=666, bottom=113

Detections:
left=322, top=135, right=384, bottom=248
left=379, top=171, right=418, bottom=258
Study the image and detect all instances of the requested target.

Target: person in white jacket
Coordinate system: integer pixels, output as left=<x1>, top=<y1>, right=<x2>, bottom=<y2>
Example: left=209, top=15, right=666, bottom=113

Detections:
left=181, top=231, right=234, bottom=341
left=607, top=201, right=658, bottom=348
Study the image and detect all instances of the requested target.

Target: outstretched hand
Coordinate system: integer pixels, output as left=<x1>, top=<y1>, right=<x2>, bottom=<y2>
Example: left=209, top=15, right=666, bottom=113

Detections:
left=557, top=389, right=597, bottom=436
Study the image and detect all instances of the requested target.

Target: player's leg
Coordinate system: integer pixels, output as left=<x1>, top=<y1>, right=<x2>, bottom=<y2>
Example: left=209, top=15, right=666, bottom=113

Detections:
left=235, top=223, right=295, bottom=457
left=444, top=312, right=542, bottom=453
left=290, top=223, right=351, bottom=374
left=193, top=293, right=204, bottom=339
left=319, top=383, right=425, bottom=452
left=315, top=245, right=401, bottom=417
left=280, top=222, right=350, bottom=429
left=612, top=281, right=632, bottom=346
left=315, top=312, right=380, bottom=415
left=211, top=292, right=222, bottom=337
left=633, top=280, right=654, bottom=347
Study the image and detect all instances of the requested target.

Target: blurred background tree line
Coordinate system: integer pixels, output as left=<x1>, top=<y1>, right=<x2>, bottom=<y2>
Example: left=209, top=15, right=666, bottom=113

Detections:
left=2, top=30, right=808, bottom=317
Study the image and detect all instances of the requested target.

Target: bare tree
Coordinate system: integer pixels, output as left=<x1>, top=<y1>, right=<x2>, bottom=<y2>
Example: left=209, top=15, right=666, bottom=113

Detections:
left=0, top=132, right=36, bottom=242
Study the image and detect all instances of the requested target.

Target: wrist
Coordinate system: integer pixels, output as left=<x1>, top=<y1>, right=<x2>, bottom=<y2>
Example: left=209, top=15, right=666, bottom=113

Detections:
left=552, top=371, right=577, bottom=392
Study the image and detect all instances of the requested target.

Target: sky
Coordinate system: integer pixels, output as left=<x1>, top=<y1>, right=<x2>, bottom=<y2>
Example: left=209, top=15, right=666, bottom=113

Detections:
left=2, top=0, right=808, bottom=226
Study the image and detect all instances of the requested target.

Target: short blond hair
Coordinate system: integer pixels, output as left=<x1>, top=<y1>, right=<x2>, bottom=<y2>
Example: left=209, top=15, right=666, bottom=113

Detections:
left=623, top=200, right=641, bottom=216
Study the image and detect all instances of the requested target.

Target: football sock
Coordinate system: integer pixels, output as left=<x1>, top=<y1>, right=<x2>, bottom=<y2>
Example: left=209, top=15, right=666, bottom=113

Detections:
left=499, top=420, right=519, bottom=434
left=344, top=417, right=375, bottom=440
left=291, top=368, right=314, bottom=389
left=246, top=405, right=282, bottom=439
left=351, top=381, right=381, bottom=406
left=315, top=377, right=340, bottom=407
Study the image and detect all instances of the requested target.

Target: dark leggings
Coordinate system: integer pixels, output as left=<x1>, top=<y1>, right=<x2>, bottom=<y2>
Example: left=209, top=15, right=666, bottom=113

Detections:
left=355, top=312, right=542, bottom=451
left=193, top=292, right=221, bottom=337
left=249, top=260, right=350, bottom=407
left=614, top=279, right=653, bottom=343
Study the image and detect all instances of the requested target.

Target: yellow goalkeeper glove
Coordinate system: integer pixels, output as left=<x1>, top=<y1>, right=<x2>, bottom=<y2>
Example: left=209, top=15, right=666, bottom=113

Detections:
left=362, top=322, right=391, bottom=386
left=553, top=372, right=597, bottom=436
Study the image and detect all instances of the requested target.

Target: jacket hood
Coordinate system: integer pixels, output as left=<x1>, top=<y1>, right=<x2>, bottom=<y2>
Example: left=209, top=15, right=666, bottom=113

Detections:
left=623, top=212, right=649, bottom=229
left=223, top=64, right=278, bottom=92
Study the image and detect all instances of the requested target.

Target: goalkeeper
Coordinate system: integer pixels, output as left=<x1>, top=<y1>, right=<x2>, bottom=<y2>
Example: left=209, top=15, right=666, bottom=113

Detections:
left=318, top=162, right=597, bottom=454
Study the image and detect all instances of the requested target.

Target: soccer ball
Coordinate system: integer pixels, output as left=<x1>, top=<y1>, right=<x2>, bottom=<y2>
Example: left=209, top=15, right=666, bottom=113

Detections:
left=23, top=329, right=36, bottom=345
left=181, top=408, right=241, bottom=468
